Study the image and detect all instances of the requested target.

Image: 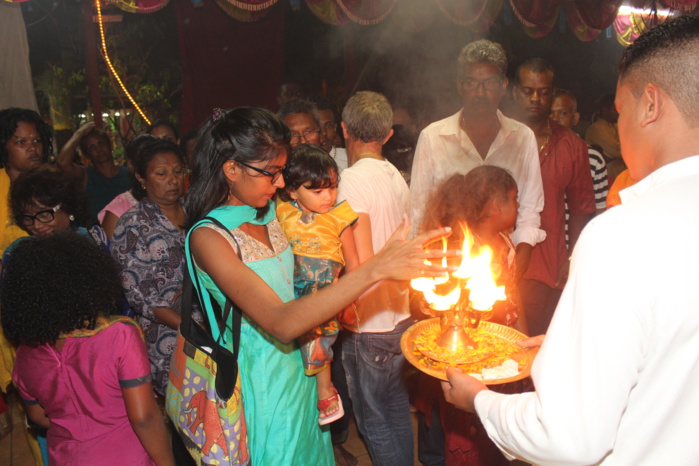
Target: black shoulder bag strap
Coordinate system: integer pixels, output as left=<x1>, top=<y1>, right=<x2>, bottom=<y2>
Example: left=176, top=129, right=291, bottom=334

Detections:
left=180, top=216, right=244, bottom=401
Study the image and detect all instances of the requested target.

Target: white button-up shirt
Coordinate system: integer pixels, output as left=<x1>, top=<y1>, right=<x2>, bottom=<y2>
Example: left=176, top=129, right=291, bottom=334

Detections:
left=409, top=110, right=545, bottom=246
left=475, top=155, right=699, bottom=465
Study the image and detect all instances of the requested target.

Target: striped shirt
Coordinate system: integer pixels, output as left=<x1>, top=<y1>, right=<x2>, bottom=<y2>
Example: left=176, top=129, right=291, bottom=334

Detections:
left=565, top=145, right=609, bottom=245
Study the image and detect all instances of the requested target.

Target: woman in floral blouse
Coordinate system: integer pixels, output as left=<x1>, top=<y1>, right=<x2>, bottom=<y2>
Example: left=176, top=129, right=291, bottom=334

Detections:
left=111, top=138, right=195, bottom=396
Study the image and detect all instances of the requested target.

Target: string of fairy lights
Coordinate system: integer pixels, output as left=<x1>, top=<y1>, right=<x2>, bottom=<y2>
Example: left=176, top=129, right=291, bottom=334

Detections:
left=94, top=0, right=151, bottom=125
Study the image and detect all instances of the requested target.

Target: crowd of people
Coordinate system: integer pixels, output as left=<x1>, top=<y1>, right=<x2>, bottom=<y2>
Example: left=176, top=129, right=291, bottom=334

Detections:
left=1, top=13, right=698, bottom=466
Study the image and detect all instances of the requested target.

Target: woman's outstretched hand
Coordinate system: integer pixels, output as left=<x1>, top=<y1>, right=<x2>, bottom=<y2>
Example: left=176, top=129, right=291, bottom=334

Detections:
left=369, top=215, right=460, bottom=282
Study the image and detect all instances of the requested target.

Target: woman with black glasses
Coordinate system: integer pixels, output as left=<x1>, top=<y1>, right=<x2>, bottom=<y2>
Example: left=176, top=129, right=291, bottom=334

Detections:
left=4, top=168, right=109, bottom=265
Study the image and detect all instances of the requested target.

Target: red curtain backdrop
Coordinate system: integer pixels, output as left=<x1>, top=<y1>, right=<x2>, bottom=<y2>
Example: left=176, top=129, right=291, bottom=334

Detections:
left=662, top=0, right=699, bottom=10
left=566, top=6, right=603, bottom=42
left=573, top=0, right=623, bottom=30
left=509, top=0, right=559, bottom=27
left=434, top=0, right=503, bottom=31
left=174, top=0, right=285, bottom=131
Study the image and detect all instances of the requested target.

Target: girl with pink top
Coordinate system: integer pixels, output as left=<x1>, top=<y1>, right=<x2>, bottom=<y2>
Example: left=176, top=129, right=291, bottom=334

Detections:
left=1, top=233, right=174, bottom=465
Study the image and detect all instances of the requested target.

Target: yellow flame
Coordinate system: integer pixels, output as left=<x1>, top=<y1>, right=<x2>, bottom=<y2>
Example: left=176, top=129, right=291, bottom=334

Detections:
left=425, top=285, right=461, bottom=311
left=453, top=225, right=476, bottom=279
left=411, top=223, right=506, bottom=312
left=466, top=246, right=506, bottom=311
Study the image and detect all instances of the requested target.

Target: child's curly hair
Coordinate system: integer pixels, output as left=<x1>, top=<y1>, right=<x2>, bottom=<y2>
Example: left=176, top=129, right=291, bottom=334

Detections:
left=421, top=166, right=517, bottom=243
left=278, top=143, right=339, bottom=202
left=1, top=233, right=123, bottom=346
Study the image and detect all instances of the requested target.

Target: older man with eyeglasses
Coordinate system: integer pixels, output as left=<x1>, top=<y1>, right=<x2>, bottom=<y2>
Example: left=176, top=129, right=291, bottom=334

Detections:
left=278, top=99, right=323, bottom=148
left=410, top=39, right=544, bottom=279
left=409, top=39, right=545, bottom=466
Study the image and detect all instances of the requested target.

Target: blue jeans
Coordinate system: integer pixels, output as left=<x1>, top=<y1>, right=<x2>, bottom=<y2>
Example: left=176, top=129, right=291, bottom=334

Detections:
left=342, top=318, right=414, bottom=466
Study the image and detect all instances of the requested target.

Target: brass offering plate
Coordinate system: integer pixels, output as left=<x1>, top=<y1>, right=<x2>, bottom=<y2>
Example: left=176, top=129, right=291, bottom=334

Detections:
left=401, top=318, right=538, bottom=384
left=416, top=338, right=494, bottom=365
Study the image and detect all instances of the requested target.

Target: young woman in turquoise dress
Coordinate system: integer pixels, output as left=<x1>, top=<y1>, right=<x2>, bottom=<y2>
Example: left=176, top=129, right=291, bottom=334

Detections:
left=184, top=107, right=454, bottom=464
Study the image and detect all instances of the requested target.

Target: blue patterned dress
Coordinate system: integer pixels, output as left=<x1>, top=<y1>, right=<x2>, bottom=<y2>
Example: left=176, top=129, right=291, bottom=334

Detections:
left=110, top=199, right=195, bottom=395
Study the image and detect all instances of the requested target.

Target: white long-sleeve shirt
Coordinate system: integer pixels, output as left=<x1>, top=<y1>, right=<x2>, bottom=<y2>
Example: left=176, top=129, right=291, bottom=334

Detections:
left=475, top=155, right=699, bottom=465
left=409, top=109, right=545, bottom=246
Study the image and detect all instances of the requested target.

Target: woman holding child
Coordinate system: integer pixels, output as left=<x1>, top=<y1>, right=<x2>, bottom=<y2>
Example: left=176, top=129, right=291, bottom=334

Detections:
left=183, top=107, right=450, bottom=463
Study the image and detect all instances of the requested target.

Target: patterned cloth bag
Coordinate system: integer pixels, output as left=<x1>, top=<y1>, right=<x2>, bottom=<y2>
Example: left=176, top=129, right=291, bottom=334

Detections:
left=166, top=217, right=249, bottom=465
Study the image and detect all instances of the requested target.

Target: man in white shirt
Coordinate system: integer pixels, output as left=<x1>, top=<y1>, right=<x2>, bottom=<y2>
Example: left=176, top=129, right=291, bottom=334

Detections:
left=442, top=15, right=699, bottom=465
left=410, top=39, right=544, bottom=276
left=337, top=91, right=413, bottom=466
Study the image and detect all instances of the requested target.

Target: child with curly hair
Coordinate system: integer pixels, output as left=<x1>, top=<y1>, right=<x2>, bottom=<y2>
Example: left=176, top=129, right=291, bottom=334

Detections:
left=1, top=233, right=174, bottom=465
left=422, top=165, right=527, bottom=330
left=417, top=165, right=529, bottom=465
left=276, top=144, right=360, bottom=425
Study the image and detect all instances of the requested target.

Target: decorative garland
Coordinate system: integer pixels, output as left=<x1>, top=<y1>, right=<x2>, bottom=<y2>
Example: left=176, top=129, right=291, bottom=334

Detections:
left=335, top=0, right=398, bottom=26
left=95, top=0, right=151, bottom=124
left=215, top=0, right=273, bottom=21
left=217, top=0, right=279, bottom=12
left=105, top=0, right=169, bottom=14
left=433, top=0, right=491, bottom=27
left=306, top=0, right=349, bottom=25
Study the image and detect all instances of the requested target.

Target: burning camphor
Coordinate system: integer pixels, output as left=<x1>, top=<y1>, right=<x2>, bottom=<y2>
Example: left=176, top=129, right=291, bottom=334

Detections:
left=410, top=225, right=507, bottom=351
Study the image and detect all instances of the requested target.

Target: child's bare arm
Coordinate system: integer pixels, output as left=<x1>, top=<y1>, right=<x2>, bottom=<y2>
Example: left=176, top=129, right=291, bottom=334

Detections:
left=122, top=383, right=175, bottom=466
left=352, top=213, right=375, bottom=264
left=340, top=225, right=360, bottom=273
left=25, top=403, right=50, bottom=429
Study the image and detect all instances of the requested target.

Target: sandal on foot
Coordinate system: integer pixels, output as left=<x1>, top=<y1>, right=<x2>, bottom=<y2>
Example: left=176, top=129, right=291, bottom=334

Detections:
left=317, top=388, right=345, bottom=426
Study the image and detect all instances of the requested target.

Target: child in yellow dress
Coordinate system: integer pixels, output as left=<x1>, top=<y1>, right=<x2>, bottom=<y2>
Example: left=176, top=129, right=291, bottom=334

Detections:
left=276, top=144, right=360, bottom=425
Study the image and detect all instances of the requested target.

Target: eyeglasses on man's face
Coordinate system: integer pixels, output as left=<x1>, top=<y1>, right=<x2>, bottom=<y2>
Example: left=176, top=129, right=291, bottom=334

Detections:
left=460, top=77, right=503, bottom=92
left=290, top=129, right=320, bottom=144
left=236, top=160, right=285, bottom=183
left=17, top=204, right=63, bottom=227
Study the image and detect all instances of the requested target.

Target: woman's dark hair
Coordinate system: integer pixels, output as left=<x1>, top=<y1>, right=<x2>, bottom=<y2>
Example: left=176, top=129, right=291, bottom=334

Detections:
left=180, top=128, right=199, bottom=161
left=1, top=232, right=123, bottom=346
left=146, top=119, right=180, bottom=141
left=125, top=134, right=157, bottom=164
left=124, top=134, right=156, bottom=197
left=184, top=107, right=291, bottom=230
left=10, top=169, right=88, bottom=229
left=278, top=144, right=338, bottom=202
left=0, top=108, right=53, bottom=168
left=421, top=166, right=517, bottom=241
left=131, top=138, right=185, bottom=200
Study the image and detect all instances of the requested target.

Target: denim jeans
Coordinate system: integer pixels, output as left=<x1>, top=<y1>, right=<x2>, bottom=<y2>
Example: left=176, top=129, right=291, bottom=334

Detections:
left=342, top=318, right=414, bottom=466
